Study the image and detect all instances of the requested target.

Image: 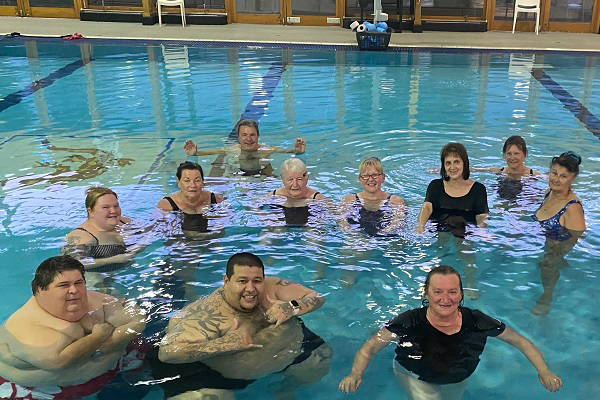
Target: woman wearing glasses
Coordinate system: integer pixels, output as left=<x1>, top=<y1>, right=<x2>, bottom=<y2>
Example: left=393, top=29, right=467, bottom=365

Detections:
left=341, top=157, right=407, bottom=236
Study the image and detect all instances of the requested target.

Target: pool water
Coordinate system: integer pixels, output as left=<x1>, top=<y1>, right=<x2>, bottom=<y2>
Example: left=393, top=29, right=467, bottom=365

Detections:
left=0, top=38, right=599, bottom=399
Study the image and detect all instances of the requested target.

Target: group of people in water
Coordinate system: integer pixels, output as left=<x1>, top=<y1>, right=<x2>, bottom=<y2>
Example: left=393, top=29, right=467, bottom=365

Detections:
left=0, top=119, right=586, bottom=399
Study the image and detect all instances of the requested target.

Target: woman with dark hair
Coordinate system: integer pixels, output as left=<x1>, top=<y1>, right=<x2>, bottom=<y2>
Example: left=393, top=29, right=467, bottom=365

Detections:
left=417, top=143, right=489, bottom=237
left=339, top=266, right=562, bottom=399
left=474, top=136, right=540, bottom=178
left=471, top=136, right=540, bottom=202
left=531, top=151, right=585, bottom=315
left=157, top=162, right=224, bottom=234
left=417, top=143, right=489, bottom=299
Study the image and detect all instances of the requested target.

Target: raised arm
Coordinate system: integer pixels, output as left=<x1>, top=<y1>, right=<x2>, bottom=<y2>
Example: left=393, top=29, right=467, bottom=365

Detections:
left=264, top=277, right=325, bottom=326
left=183, top=139, right=228, bottom=156
left=339, top=327, right=397, bottom=394
left=269, top=138, right=306, bottom=155
left=158, top=299, right=261, bottom=364
left=497, top=327, right=562, bottom=392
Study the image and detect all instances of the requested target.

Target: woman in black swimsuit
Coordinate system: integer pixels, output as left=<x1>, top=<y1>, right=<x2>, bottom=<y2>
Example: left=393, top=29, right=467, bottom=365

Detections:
left=157, top=162, right=224, bottom=236
left=63, top=186, right=134, bottom=274
left=268, top=158, right=326, bottom=226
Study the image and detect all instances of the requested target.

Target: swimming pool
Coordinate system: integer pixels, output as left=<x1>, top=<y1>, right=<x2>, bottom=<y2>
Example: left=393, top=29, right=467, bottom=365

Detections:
left=0, top=37, right=599, bottom=399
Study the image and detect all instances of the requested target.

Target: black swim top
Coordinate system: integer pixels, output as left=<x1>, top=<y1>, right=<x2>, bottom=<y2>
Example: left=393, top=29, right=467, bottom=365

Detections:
left=163, top=193, right=218, bottom=211
left=385, top=307, right=505, bottom=384
left=163, top=193, right=218, bottom=232
left=270, top=190, right=320, bottom=226
left=346, top=193, right=394, bottom=236
left=74, top=227, right=127, bottom=273
left=532, top=192, right=583, bottom=242
left=498, top=167, right=534, bottom=175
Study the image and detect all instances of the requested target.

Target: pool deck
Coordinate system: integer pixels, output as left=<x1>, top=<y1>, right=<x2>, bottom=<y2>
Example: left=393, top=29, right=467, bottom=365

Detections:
left=1, top=16, right=599, bottom=52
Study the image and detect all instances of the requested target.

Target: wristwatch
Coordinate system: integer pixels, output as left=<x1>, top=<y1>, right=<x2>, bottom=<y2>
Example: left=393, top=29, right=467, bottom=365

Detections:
left=289, top=300, right=301, bottom=315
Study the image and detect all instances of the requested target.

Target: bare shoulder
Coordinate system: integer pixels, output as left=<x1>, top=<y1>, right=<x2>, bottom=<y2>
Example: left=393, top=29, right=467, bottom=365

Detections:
left=341, top=193, right=356, bottom=203
left=266, top=276, right=298, bottom=288
left=65, top=227, right=94, bottom=246
left=5, top=301, right=71, bottom=347
left=389, top=195, right=408, bottom=206
left=120, top=216, right=132, bottom=224
left=214, top=193, right=225, bottom=203
left=164, top=292, right=230, bottom=342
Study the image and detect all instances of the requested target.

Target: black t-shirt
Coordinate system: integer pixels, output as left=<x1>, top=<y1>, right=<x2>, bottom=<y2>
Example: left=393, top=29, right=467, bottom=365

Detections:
left=385, top=307, right=505, bottom=384
left=425, top=179, right=489, bottom=225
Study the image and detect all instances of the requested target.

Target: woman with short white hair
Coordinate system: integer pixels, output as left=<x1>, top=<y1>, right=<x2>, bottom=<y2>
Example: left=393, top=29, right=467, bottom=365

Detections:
left=266, top=158, right=326, bottom=226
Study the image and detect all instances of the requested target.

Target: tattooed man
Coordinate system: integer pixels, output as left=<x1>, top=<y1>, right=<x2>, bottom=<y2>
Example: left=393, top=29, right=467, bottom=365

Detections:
left=150, top=252, right=331, bottom=399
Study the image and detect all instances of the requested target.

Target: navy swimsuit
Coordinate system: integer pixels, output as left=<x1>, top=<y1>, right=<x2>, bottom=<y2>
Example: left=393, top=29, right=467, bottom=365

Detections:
left=532, top=192, right=582, bottom=242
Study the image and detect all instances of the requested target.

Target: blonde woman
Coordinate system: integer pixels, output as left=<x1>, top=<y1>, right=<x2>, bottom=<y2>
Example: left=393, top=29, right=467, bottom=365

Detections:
left=63, top=187, right=136, bottom=272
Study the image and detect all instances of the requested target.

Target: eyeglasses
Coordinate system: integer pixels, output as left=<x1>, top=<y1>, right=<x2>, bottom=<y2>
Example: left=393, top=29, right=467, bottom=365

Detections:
left=359, top=173, right=382, bottom=180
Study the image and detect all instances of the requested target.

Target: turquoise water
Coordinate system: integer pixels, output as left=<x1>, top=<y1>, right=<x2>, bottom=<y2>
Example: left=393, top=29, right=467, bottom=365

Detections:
left=0, top=39, right=599, bottom=399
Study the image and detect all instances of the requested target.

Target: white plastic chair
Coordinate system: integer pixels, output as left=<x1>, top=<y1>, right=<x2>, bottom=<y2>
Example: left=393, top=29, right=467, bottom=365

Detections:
left=157, top=0, right=186, bottom=27
left=512, top=0, right=541, bottom=34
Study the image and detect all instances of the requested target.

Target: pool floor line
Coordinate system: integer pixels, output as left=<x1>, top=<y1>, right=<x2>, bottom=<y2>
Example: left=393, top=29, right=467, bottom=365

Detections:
left=531, top=68, right=600, bottom=139
left=208, top=61, right=287, bottom=177
left=0, top=58, right=92, bottom=114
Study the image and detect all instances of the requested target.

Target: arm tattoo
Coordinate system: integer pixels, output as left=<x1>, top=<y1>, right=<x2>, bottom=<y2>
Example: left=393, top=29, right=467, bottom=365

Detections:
left=166, top=303, right=227, bottom=342
left=279, top=302, right=295, bottom=318
left=300, top=295, right=324, bottom=310
left=275, top=278, right=297, bottom=286
left=66, top=235, right=82, bottom=245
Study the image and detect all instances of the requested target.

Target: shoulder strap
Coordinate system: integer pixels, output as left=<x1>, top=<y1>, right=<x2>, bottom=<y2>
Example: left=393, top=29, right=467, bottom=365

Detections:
left=313, top=191, right=320, bottom=199
left=74, top=227, right=99, bottom=245
left=499, top=167, right=505, bottom=173
left=163, top=196, right=180, bottom=211
left=530, top=168, right=534, bottom=175
left=272, top=189, right=277, bottom=196
left=354, top=193, right=360, bottom=201
left=210, top=192, right=217, bottom=204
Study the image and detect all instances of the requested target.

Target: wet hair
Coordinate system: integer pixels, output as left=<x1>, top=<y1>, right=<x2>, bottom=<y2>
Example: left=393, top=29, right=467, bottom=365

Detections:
left=85, top=187, right=118, bottom=213
left=440, top=142, right=470, bottom=181
left=280, top=158, right=308, bottom=179
left=176, top=161, right=204, bottom=180
left=226, top=252, right=264, bottom=279
left=422, top=265, right=464, bottom=306
left=358, top=157, right=384, bottom=176
left=502, top=135, right=528, bottom=156
left=32, top=255, right=85, bottom=295
left=551, top=151, right=581, bottom=176
left=236, top=119, right=260, bottom=137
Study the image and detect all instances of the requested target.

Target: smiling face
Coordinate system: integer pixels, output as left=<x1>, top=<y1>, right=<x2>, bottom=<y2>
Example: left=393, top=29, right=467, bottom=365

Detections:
left=549, top=164, right=575, bottom=194
left=359, top=165, right=385, bottom=194
left=222, top=265, right=265, bottom=312
left=177, top=168, right=204, bottom=199
left=443, top=154, right=464, bottom=181
left=35, top=270, right=88, bottom=322
left=88, top=194, right=121, bottom=229
left=503, top=144, right=526, bottom=170
left=282, top=170, right=309, bottom=199
left=238, top=125, right=260, bottom=152
left=425, top=273, right=463, bottom=318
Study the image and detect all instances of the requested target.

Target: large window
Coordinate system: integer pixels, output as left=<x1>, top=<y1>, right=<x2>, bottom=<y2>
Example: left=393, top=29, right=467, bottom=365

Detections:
left=236, top=0, right=279, bottom=13
left=292, top=0, right=336, bottom=15
left=549, top=0, right=594, bottom=22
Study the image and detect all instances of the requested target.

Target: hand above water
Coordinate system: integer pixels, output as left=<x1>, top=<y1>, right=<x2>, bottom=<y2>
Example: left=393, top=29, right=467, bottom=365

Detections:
left=264, top=295, right=295, bottom=327
left=184, top=140, right=198, bottom=156
left=294, top=138, right=306, bottom=155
